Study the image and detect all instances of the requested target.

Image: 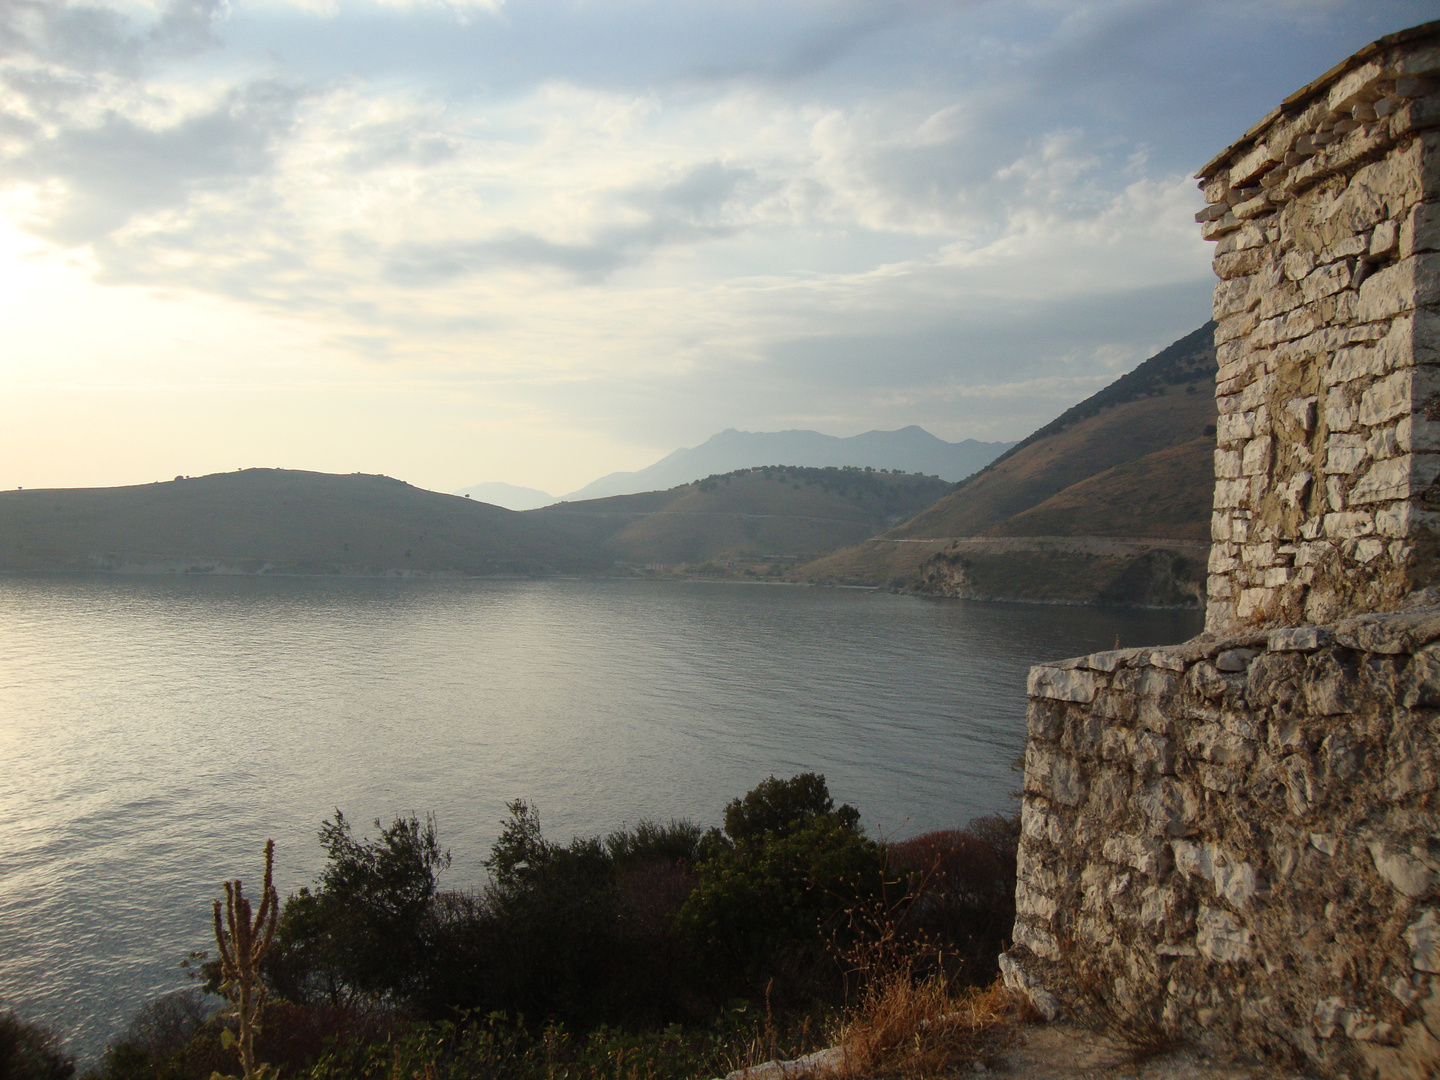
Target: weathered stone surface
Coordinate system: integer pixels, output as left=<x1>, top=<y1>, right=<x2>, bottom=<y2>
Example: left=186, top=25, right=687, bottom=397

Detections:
left=1028, top=665, right=1100, bottom=703
left=1010, top=603, right=1440, bottom=1076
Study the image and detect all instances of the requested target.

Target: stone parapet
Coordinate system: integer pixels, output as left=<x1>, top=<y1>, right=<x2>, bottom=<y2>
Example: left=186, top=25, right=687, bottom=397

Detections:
left=1003, top=600, right=1440, bottom=1079
left=1196, top=22, right=1440, bottom=632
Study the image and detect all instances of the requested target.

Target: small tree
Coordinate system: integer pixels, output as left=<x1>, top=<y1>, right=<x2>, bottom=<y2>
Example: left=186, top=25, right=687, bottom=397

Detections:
left=212, top=840, right=279, bottom=1080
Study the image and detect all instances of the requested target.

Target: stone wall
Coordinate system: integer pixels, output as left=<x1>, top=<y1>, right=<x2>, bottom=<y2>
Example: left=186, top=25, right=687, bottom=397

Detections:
left=1196, top=23, right=1440, bottom=633
left=1002, top=603, right=1440, bottom=1079
left=1002, top=22, right=1440, bottom=1080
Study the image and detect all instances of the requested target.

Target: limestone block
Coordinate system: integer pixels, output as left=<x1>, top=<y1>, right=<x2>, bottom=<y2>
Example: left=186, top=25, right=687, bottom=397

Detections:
left=1400, top=200, right=1440, bottom=258
left=1326, top=343, right=1388, bottom=383
left=1216, top=648, right=1261, bottom=672
left=1335, top=609, right=1440, bottom=653
left=1025, top=743, right=1086, bottom=807
left=1406, top=909, right=1440, bottom=973
left=1269, top=625, right=1332, bottom=651
left=1368, top=425, right=1400, bottom=460
left=1236, top=588, right=1273, bottom=620
left=1027, top=698, right=1066, bottom=741
left=1353, top=453, right=1440, bottom=504
left=1283, top=247, right=1317, bottom=282
left=1357, top=253, right=1440, bottom=322
left=1357, top=538, right=1387, bottom=563
left=1186, top=722, right=1257, bottom=767
left=1102, top=835, right=1171, bottom=878
left=1326, top=233, right=1369, bottom=261
left=1369, top=842, right=1437, bottom=898
left=1351, top=456, right=1414, bottom=504
left=1328, top=60, right=1388, bottom=115
left=1013, top=919, right=1061, bottom=961
left=1326, top=400, right=1357, bottom=431
left=1238, top=369, right=1275, bottom=411
left=1142, top=656, right=1184, bottom=684
left=1324, top=511, right=1376, bottom=536
left=1285, top=396, right=1318, bottom=431
left=1020, top=801, right=1064, bottom=844
left=1302, top=259, right=1353, bottom=302
left=1209, top=541, right=1244, bottom=576
left=1231, top=143, right=1275, bottom=186
left=1372, top=219, right=1400, bottom=258
left=1138, top=777, right=1200, bottom=838
left=1028, top=665, right=1099, bottom=703
left=1397, top=414, right=1440, bottom=453
left=1325, top=440, right=1369, bottom=474
left=998, top=952, right=1063, bottom=1021
left=1196, top=905, right=1253, bottom=963
left=1241, top=436, right=1273, bottom=476
left=1015, top=879, right=1061, bottom=921
left=1361, top=370, right=1415, bottom=426
left=1217, top=411, right=1256, bottom=444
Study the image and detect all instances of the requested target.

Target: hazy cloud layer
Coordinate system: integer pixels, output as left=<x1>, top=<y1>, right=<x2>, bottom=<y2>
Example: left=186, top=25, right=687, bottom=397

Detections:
left=1, top=0, right=1435, bottom=490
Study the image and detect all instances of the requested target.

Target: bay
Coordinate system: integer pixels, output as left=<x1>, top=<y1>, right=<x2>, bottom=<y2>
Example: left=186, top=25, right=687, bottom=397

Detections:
left=0, top=574, right=1201, bottom=1061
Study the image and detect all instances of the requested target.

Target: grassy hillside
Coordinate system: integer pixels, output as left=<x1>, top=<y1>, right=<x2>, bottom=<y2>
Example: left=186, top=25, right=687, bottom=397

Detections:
left=0, top=469, right=595, bottom=575
left=795, top=323, right=1219, bottom=605
left=530, top=466, right=951, bottom=571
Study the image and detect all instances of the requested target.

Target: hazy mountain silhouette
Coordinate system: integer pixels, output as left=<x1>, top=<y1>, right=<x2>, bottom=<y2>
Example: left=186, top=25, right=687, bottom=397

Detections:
left=561, top=427, right=1013, bottom=501
left=454, top=481, right=556, bottom=511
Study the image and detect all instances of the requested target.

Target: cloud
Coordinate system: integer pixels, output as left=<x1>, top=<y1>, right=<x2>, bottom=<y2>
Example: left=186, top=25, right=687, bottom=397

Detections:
left=4, top=79, right=305, bottom=244
left=3, top=0, right=1435, bottom=493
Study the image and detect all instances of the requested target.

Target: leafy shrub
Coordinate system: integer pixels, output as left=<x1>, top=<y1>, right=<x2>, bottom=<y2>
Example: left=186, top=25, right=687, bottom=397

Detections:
left=264, top=812, right=449, bottom=1005
left=721, top=773, right=860, bottom=843
left=677, top=774, right=884, bottom=1003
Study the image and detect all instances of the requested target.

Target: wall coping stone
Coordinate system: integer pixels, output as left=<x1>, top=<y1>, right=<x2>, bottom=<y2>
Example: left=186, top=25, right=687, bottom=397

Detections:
left=1023, top=615, right=1402, bottom=698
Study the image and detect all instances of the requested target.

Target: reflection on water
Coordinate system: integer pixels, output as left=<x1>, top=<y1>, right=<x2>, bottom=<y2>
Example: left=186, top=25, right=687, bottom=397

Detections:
left=0, top=575, right=1201, bottom=1059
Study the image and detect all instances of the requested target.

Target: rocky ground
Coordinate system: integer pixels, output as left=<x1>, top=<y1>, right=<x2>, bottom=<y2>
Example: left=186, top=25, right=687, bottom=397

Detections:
left=988, top=1023, right=1304, bottom=1080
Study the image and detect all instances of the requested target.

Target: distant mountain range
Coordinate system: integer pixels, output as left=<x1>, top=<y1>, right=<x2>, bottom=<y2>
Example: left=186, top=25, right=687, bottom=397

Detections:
left=553, top=426, right=1013, bottom=501
left=454, top=481, right=558, bottom=511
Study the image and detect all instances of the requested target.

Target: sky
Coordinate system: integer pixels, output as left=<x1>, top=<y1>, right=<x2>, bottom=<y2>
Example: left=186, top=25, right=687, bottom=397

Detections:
left=1, top=0, right=1436, bottom=496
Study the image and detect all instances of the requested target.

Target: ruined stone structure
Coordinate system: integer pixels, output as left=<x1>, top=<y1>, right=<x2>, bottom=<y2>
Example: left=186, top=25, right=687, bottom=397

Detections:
left=1002, top=23, right=1440, bottom=1080
left=1201, top=25, right=1440, bottom=633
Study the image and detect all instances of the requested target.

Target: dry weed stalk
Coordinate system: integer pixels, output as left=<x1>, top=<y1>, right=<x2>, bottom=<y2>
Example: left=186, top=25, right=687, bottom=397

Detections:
left=837, top=973, right=1019, bottom=1079
left=827, top=869, right=1020, bottom=1078
left=212, top=839, right=280, bottom=1080
left=1055, top=933, right=1180, bottom=1064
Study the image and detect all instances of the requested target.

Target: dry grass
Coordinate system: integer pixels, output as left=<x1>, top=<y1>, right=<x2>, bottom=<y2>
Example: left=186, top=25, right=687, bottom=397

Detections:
left=834, top=973, right=1026, bottom=1079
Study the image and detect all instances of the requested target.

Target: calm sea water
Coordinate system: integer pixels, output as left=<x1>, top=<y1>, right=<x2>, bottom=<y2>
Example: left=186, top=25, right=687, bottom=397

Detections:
left=0, top=575, right=1202, bottom=1061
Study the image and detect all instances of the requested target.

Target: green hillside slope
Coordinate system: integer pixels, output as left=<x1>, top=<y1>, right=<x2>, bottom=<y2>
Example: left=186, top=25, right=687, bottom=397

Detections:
left=530, top=466, right=951, bottom=572
left=0, top=469, right=594, bottom=575
left=796, top=323, right=1218, bottom=605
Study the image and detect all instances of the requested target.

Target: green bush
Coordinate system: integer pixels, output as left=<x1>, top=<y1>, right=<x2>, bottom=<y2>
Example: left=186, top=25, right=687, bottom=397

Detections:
left=263, top=812, right=450, bottom=1006
left=676, top=774, right=885, bottom=1002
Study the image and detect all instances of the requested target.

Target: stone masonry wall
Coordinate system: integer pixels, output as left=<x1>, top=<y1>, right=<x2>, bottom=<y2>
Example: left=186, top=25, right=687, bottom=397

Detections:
left=1002, top=23, right=1440, bottom=1080
left=1197, top=24, right=1440, bottom=633
left=1002, top=604, right=1440, bottom=1079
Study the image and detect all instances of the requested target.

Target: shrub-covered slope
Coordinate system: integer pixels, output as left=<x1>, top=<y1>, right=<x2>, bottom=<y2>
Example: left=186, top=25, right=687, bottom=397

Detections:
left=530, top=466, right=952, bottom=568
left=0, top=469, right=595, bottom=575
left=796, top=324, right=1218, bottom=605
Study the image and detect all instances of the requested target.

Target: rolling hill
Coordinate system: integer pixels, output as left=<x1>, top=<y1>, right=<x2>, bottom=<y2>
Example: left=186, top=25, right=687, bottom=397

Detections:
left=561, top=426, right=1012, bottom=500
left=0, top=469, right=596, bottom=576
left=795, top=323, right=1218, bottom=606
left=530, top=466, right=953, bottom=571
